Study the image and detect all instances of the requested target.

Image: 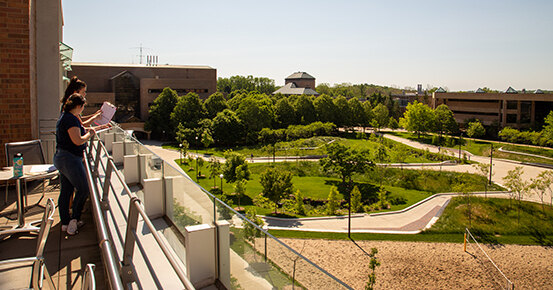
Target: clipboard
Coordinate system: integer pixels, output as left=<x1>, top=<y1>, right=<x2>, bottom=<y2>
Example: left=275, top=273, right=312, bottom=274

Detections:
left=94, top=102, right=116, bottom=125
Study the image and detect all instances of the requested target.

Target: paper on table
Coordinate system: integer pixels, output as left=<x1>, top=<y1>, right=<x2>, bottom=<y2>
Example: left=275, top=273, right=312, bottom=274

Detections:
left=30, top=164, right=56, bottom=173
left=94, top=102, right=116, bottom=125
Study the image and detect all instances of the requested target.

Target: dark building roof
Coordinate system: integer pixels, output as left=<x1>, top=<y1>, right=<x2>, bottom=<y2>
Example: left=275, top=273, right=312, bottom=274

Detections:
left=505, top=87, right=518, bottom=94
left=285, top=72, right=315, bottom=80
left=273, top=82, right=319, bottom=95
left=475, top=88, right=486, bottom=93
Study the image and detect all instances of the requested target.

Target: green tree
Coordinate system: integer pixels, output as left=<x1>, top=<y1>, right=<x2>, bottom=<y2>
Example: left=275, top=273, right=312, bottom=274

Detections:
left=388, top=117, right=399, bottom=130
left=453, top=182, right=475, bottom=227
left=314, top=94, right=337, bottom=123
left=204, top=92, right=228, bottom=119
left=294, top=95, right=316, bottom=125
left=377, top=187, right=390, bottom=210
left=371, top=103, right=389, bottom=132
left=400, top=101, right=436, bottom=138
left=542, top=110, right=553, bottom=139
left=349, top=97, right=366, bottom=129
left=170, top=92, right=207, bottom=128
left=212, top=109, right=244, bottom=146
left=320, top=143, right=373, bottom=186
left=502, top=166, right=529, bottom=223
left=217, top=75, right=276, bottom=95
left=235, top=94, right=274, bottom=142
left=177, top=139, right=189, bottom=165
left=326, top=186, right=340, bottom=215
left=175, top=123, right=200, bottom=147
left=208, top=156, right=221, bottom=188
left=222, top=151, right=250, bottom=183
left=529, top=174, right=549, bottom=214
left=361, top=101, right=374, bottom=132
left=472, top=163, right=493, bottom=197
left=293, top=189, right=306, bottom=215
left=201, top=129, right=213, bottom=149
left=259, top=167, right=294, bottom=213
left=466, top=120, right=486, bottom=140
left=333, top=96, right=352, bottom=128
left=365, top=248, right=380, bottom=290
left=233, top=179, right=247, bottom=211
left=350, top=186, right=362, bottom=213
left=274, top=97, right=296, bottom=128
left=434, top=104, right=458, bottom=139
left=145, top=87, right=178, bottom=139
left=243, top=208, right=264, bottom=252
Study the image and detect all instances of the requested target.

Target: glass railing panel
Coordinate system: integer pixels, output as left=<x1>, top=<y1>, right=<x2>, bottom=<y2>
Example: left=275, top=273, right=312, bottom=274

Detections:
left=163, top=160, right=213, bottom=229
left=109, top=123, right=349, bottom=289
left=214, top=199, right=347, bottom=289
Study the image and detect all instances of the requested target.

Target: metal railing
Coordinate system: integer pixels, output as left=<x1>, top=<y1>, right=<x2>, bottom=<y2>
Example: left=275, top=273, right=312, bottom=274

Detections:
left=84, top=137, right=195, bottom=290
left=106, top=124, right=352, bottom=289
left=81, top=264, right=96, bottom=290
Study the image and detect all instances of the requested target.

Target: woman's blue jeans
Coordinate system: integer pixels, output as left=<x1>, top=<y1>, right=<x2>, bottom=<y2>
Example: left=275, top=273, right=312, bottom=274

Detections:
left=53, top=149, right=90, bottom=225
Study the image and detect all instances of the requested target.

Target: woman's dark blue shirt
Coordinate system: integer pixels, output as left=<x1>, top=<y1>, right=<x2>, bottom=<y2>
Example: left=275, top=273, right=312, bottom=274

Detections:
left=56, top=112, right=86, bottom=157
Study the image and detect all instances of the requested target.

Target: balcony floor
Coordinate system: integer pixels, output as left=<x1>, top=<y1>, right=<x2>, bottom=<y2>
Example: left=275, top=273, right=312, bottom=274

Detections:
left=0, top=180, right=105, bottom=289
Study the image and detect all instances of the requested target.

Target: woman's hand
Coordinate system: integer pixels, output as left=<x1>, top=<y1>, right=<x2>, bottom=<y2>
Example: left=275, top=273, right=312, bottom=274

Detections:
left=93, top=109, right=103, bottom=121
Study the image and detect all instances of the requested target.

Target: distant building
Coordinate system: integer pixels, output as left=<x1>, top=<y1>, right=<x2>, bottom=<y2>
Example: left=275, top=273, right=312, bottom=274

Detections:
left=432, top=87, right=553, bottom=128
left=69, top=63, right=217, bottom=122
left=273, top=72, right=319, bottom=95
left=391, top=84, right=426, bottom=112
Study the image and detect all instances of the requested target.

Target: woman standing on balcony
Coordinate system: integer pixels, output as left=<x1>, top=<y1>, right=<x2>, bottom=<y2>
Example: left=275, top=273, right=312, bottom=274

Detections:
left=61, top=76, right=102, bottom=126
left=54, top=93, right=105, bottom=235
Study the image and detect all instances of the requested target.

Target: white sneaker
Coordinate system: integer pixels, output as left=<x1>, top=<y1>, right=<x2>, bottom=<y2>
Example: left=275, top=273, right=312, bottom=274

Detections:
left=61, top=224, right=68, bottom=232
left=67, top=219, right=78, bottom=235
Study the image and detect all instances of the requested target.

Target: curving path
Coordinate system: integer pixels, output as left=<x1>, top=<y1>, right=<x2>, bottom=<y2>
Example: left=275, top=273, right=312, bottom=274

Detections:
left=141, top=136, right=552, bottom=234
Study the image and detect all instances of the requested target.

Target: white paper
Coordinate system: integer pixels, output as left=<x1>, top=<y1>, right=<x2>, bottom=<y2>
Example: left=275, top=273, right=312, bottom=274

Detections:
left=30, top=164, right=56, bottom=173
left=94, top=102, right=116, bottom=125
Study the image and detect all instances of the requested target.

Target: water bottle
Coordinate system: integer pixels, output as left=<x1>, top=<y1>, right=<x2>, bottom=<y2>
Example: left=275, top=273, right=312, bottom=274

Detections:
left=13, top=153, right=23, bottom=177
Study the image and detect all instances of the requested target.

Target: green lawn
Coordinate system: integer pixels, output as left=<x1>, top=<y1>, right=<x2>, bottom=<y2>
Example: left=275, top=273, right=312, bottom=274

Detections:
left=270, top=197, right=553, bottom=246
left=388, top=131, right=553, bottom=165
left=182, top=160, right=502, bottom=218
left=166, top=134, right=457, bottom=164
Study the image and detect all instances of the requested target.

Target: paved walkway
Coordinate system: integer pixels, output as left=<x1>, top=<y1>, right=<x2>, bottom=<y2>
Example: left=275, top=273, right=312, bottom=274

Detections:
left=141, top=136, right=552, bottom=234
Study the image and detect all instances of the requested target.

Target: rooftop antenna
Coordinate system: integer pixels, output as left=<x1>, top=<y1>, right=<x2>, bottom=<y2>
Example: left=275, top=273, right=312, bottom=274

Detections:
left=130, top=43, right=150, bottom=64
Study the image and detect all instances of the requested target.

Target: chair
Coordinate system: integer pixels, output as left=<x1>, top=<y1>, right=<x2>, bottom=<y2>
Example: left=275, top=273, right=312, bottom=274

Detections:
left=4, top=140, right=58, bottom=206
left=0, top=198, right=56, bottom=289
left=0, top=196, right=56, bottom=237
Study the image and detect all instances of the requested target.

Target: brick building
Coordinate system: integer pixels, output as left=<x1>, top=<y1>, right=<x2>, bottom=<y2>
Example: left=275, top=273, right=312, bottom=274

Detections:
left=69, top=63, right=217, bottom=121
left=432, top=87, right=553, bottom=128
left=0, top=0, right=66, bottom=166
left=273, top=72, right=319, bottom=95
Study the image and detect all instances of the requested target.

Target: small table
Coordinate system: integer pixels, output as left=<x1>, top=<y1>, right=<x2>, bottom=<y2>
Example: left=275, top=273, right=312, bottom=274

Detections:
left=0, top=165, right=57, bottom=230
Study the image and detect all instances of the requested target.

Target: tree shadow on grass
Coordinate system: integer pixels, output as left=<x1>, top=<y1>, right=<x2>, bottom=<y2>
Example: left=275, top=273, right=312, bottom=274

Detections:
left=526, top=225, right=553, bottom=248
left=470, top=228, right=504, bottom=249
left=323, top=180, right=380, bottom=203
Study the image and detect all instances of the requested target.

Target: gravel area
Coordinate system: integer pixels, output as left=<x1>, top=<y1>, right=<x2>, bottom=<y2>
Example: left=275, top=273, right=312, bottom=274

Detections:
left=265, top=238, right=553, bottom=289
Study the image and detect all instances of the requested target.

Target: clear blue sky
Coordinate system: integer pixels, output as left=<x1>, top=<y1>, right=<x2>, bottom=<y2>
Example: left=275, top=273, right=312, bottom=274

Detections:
left=62, top=0, right=553, bottom=91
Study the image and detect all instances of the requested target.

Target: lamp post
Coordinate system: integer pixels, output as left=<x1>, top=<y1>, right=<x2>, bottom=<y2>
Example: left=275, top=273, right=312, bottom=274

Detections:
left=219, top=173, right=224, bottom=195
left=179, top=143, right=183, bottom=165
left=195, top=136, right=199, bottom=182
left=489, top=143, right=493, bottom=185
left=458, top=133, right=463, bottom=160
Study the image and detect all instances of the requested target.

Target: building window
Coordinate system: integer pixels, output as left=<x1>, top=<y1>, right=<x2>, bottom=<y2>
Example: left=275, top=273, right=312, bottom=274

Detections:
left=506, top=114, right=517, bottom=123
left=520, top=101, right=531, bottom=123
left=148, top=89, right=163, bottom=94
left=506, top=101, right=517, bottom=110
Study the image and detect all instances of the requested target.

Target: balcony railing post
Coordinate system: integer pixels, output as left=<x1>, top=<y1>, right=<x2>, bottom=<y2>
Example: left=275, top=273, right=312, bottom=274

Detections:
left=121, top=197, right=140, bottom=285
left=94, top=141, right=103, bottom=179
left=101, top=158, right=114, bottom=210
